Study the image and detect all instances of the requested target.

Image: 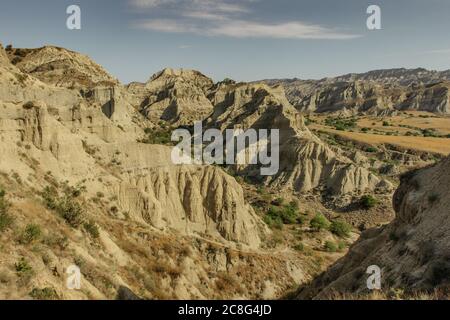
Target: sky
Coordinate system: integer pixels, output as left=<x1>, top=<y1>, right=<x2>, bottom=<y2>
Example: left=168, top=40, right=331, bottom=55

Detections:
left=1, top=0, right=450, bottom=84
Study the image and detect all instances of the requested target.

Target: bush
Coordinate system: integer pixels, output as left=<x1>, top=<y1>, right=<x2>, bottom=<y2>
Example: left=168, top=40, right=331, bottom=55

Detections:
left=84, top=220, right=100, bottom=239
left=29, top=287, right=59, bottom=300
left=360, top=195, right=378, bottom=209
left=365, top=146, right=378, bottom=153
left=264, top=209, right=283, bottom=230
left=325, top=241, right=338, bottom=252
left=58, top=197, right=84, bottom=228
left=19, top=224, right=42, bottom=244
left=382, top=121, right=390, bottom=127
left=43, top=186, right=85, bottom=228
left=338, top=241, right=347, bottom=251
left=293, top=243, right=304, bottom=252
left=0, top=188, right=13, bottom=232
left=264, top=201, right=300, bottom=228
left=330, top=220, right=352, bottom=238
left=309, top=213, right=330, bottom=232
left=140, top=127, right=174, bottom=145
left=325, top=117, right=357, bottom=131
left=15, top=258, right=33, bottom=278
left=428, top=193, right=439, bottom=204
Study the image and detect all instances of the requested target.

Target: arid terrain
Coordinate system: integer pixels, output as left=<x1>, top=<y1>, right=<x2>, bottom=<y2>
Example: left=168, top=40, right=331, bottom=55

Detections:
left=0, top=43, right=448, bottom=300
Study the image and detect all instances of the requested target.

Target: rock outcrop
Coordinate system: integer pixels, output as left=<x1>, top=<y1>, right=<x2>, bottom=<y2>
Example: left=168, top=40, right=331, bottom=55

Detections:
left=6, top=45, right=119, bottom=88
left=127, top=68, right=214, bottom=125
left=296, top=157, right=450, bottom=298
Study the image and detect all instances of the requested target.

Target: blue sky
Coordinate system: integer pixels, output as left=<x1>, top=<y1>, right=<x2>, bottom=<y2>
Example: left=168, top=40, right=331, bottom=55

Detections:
left=1, top=0, right=450, bottom=83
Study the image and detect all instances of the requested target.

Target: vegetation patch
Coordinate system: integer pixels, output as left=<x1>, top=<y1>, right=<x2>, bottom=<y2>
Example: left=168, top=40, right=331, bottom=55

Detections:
left=42, top=185, right=85, bottom=228
left=309, top=213, right=330, bottom=232
left=29, top=287, right=59, bottom=300
left=330, top=220, right=352, bottom=238
left=360, top=195, right=378, bottom=209
left=0, top=188, right=13, bottom=232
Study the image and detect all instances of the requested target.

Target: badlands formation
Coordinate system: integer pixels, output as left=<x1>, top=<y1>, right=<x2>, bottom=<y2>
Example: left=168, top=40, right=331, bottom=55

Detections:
left=0, top=43, right=447, bottom=299
left=265, top=68, right=450, bottom=115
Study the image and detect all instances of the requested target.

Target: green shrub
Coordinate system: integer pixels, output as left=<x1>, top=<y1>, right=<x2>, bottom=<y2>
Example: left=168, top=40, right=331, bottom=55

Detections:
left=330, top=220, right=352, bottom=238
left=324, top=241, right=338, bottom=252
left=338, top=241, right=347, bottom=251
left=29, top=287, right=59, bottom=300
left=264, top=209, right=283, bottom=230
left=264, top=201, right=300, bottom=228
left=42, top=185, right=85, bottom=228
left=309, top=213, right=330, bottom=232
left=140, top=127, right=173, bottom=145
left=360, top=195, right=378, bottom=209
left=58, top=197, right=84, bottom=228
left=382, top=121, right=390, bottom=127
left=0, top=212, right=13, bottom=232
left=365, top=146, right=378, bottom=153
left=428, top=193, right=439, bottom=204
left=15, top=258, right=33, bottom=277
left=0, top=188, right=13, bottom=232
left=84, top=220, right=100, bottom=239
left=325, top=117, right=357, bottom=131
left=19, top=224, right=42, bottom=244
left=293, top=243, right=304, bottom=252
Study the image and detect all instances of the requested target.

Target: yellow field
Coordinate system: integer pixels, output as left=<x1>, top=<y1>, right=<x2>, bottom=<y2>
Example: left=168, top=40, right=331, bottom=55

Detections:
left=309, top=111, right=450, bottom=155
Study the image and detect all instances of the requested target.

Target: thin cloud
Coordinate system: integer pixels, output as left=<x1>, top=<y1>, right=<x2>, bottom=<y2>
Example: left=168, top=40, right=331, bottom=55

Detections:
left=130, top=0, right=360, bottom=40
left=135, top=19, right=359, bottom=40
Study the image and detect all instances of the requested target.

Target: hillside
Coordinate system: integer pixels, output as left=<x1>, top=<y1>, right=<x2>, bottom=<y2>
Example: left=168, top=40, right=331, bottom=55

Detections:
left=296, top=157, right=450, bottom=299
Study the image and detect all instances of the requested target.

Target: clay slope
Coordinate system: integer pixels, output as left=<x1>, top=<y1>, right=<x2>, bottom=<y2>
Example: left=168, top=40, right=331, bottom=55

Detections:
left=206, top=82, right=393, bottom=200
left=127, top=68, right=214, bottom=125
left=296, top=157, right=450, bottom=299
left=6, top=45, right=119, bottom=89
